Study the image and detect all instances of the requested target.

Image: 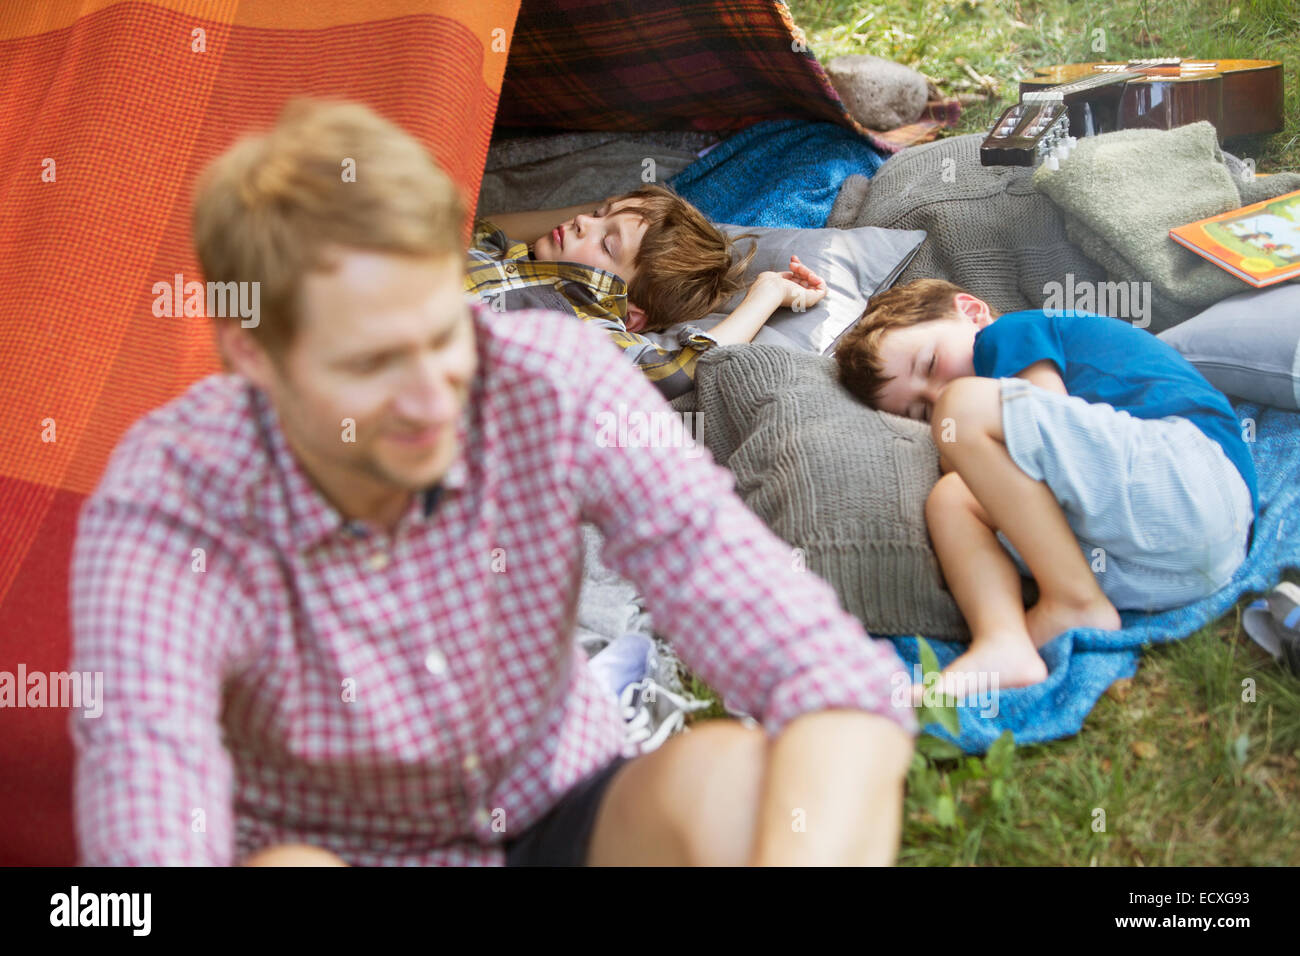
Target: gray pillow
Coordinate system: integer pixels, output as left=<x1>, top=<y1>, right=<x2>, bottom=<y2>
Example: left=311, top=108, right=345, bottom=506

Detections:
left=693, top=344, right=969, bottom=640
left=1157, top=283, right=1300, bottom=410
left=641, top=223, right=926, bottom=354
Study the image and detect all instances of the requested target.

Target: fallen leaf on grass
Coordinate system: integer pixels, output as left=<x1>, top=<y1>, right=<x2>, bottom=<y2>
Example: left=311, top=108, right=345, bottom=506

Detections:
left=1131, top=741, right=1159, bottom=759
left=1105, top=678, right=1133, bottom=702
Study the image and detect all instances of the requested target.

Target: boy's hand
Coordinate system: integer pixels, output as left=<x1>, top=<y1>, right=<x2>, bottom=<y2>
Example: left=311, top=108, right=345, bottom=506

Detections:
left=753, top=255, right=829, bottom=311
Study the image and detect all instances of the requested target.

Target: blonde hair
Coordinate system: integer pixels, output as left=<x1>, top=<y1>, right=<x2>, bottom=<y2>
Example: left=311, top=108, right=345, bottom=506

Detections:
left=193, top=98, right=465, bottom=360
left=835, top=278, right=985, bottom=405
left=615, top=184, right=755, bottom=331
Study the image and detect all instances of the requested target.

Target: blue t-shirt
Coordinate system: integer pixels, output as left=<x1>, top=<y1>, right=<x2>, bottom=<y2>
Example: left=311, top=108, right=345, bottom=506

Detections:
left=973, top=309, right=1258, bottom=515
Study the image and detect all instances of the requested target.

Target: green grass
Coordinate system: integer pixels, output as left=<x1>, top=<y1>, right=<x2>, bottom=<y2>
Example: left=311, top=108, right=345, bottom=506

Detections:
left=679, top=1, right=1300, bottom=864
left=688, top=569, right=1300, bottom=865
left=788, top=0, right=1300, bottom=171
left=900, top=578, right=1300, bottom=866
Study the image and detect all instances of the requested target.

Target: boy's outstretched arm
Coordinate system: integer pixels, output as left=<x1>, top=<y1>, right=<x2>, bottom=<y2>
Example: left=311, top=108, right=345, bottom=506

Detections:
left=481, top=198, right=613, bottom=244
left=708, top=255, right=827, bottom=346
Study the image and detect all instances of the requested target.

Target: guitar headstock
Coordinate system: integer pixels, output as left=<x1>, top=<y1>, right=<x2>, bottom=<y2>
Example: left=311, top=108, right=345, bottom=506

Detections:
left=979, top=101, right=1072, bottom=167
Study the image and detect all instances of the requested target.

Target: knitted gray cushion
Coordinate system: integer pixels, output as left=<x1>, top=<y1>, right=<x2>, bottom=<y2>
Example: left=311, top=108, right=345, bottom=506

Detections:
left=830, top=129, right=1300, bottom=333
left=827, top=132, right=1108, bottom=318
left=693, top=344, right=969, bottom=639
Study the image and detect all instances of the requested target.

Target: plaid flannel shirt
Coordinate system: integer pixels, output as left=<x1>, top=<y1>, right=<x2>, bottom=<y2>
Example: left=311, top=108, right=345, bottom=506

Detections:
left=68, top=303, right=915, bottom=867
left=465, top=219, right=717, bottom=400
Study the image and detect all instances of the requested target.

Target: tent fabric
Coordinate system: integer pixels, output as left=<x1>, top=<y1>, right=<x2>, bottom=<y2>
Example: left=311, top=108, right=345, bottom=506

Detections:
left=495, top=0, right=902, bottom=152
left=0, top=0, right=891, bottom=865
left=0, top=0, right=516, bottom=866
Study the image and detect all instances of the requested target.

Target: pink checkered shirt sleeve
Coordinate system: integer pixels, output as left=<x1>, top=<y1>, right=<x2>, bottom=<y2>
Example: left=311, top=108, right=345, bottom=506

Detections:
left=568, top=330, right=917, bottom=737
left=69, top=492, right=250, bottom=866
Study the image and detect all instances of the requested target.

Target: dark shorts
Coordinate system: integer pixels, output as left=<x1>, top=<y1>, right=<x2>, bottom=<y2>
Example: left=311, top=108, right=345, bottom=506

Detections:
left=504, top=757, right=629, bottom=867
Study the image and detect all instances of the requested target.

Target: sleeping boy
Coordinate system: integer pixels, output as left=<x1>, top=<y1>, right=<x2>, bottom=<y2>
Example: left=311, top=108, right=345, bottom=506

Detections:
left=835, top=278, right=1257, bottom=691
left=471, top=184, right=826, bottom=399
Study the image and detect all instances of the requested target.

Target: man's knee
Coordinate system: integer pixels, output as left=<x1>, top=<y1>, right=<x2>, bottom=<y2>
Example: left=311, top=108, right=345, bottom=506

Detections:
left=652, top=720, right=768, bottom=866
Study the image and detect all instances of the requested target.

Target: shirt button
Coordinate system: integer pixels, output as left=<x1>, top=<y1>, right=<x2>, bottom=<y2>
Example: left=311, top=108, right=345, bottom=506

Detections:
left=504, top=264, right=517, bottom=275
left=367, top=551, right=390, bottom=571
left=463, top=753, right=480, bottom=772
left=424, top=649, right=448, bottom=676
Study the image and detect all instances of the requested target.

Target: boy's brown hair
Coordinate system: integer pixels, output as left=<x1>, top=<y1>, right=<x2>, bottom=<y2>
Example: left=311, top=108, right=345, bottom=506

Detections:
left=615, top=184, right=755, bottom=331
left=835, top=277, right=977, bottom=405
left=193, top=97, right=464, bottom=364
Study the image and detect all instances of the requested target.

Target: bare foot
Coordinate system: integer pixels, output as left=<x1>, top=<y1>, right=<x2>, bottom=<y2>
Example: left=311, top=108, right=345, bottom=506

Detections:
left=911, top=638, right=1049, bottom=708
left=1025, top=595, right=1121, bottom=647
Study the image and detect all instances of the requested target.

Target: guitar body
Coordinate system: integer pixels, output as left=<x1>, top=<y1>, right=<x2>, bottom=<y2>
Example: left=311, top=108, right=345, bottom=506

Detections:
left=1019, top=59, right=1284, bottom=141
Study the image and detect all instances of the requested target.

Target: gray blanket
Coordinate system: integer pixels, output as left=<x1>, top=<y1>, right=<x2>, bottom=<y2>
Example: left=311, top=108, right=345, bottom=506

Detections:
left=476, top=130, right=718, bottom=217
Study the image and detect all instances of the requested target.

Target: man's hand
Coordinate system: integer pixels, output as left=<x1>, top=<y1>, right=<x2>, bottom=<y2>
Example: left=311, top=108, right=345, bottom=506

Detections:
left=753, top=255, right=829, bottom=310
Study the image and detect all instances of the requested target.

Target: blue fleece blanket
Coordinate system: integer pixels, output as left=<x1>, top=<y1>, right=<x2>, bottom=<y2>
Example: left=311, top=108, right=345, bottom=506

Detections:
left=885, top=401, right=1300, bottom=753
left=668, top=119, right=885, bottom=229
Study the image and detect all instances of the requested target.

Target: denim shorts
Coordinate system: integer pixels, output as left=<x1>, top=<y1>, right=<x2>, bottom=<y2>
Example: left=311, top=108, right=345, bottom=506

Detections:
left=992, top=377, right=1253, bottom=612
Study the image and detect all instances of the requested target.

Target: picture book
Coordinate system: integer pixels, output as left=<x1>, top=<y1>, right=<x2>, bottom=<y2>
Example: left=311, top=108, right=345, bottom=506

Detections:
left=1170, top=187, right=1300, bottom=287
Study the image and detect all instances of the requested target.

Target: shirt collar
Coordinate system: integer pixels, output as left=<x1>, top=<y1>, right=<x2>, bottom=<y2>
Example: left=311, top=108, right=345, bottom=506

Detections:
left=250, top=380, right=473, bottom=556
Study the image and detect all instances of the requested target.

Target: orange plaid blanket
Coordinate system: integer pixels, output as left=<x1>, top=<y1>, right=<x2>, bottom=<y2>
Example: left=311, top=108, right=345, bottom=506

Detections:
left=0, top=0, right=515, bottom=865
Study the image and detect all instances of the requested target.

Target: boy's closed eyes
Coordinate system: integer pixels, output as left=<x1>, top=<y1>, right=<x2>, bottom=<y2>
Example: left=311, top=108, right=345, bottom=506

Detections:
left=873, top=320, right=980, bottom=422
left=531, top=198, right=648, bottom=286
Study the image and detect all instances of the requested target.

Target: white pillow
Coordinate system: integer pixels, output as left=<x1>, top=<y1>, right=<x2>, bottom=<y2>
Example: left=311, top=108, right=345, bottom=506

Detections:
left=641, top=223, right=926, bottom=353
left=1157, top=284, right=1300, bottom=410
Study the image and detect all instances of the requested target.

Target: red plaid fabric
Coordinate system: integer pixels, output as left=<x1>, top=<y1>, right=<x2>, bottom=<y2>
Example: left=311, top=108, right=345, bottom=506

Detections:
left=69, top=306, right=914, bottom=866
left=494, top=0, right=902, bottom=152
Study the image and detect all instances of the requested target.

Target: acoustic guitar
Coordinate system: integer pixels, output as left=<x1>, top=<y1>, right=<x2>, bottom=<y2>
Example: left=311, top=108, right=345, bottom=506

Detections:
left=980, top=57, right=1284, bottom=167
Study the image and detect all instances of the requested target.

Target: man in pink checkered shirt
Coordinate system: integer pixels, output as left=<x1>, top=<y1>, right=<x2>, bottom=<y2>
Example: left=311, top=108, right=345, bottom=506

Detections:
left=69, top=99, right=915, bottom=867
